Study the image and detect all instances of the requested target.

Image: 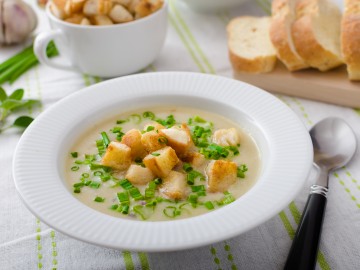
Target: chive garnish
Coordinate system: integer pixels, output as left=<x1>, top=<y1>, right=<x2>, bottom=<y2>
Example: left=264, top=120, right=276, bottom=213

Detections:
left=116, top=119, right=128, bottom=124
left=94, top=196, right=105, bottom=202
left=89, top=181, right=101, bottom=189
left=146, top=126, right=155, bottom=132
left=191, top=185, right=206, bottom=193
left=71, top=166, right=79, bottom=171
left=117, top=192, right=129, bottom=204
left=204, top=201, right=215, bottom=210
left=73, top=187, right=81, bottom=193
left=101, top=131, right=110, bottom=148
left=110, top=204, right=118, bottom=210
left=143, top=111, right=155, bottom=120
left=94, top=171, right=103, bottom=176
left=193, top=116, right=206, bottom=123
left=81, top=173, right=90, bottom=178
left=155, top=114, right=176, bottom=128
left=151, top=152, right=160, bottom=156
left=71, top=152, right=78, bottom=158
left=119, top=179, right=133, bottom=190
left=237, top=164, right=248, bottom=178
left=129, top=187, right=143, bottom=201
left=129, top=114, right=142, bottom=124
left=163, top=206, right=179, bottom=218
left=183, top=163, right=193, bottom=172
left=188, top=194, right=198, bottom=205
left=73, top=182, right=84, bottom=188
left=157, top=136, right=168, bottom=144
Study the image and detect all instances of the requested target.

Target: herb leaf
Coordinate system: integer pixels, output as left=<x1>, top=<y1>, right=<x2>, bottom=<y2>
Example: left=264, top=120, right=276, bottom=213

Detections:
left=0, top=87, right=7, bottom=102
left=13, top=116, right=34, bottom=128
left=8, top=89, right=24, bottom=100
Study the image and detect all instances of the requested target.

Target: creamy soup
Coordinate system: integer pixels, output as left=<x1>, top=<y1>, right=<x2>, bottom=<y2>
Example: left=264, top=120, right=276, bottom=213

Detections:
left=65, top=107, right=261, bottom=221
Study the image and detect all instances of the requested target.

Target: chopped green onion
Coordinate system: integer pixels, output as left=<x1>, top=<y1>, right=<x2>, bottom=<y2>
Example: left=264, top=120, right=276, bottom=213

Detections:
left=94, top=171, right=103, bottom=176
left=197, top=191, right=207, bottom=197
left=94, top=196, right=105, bottom=202
left=119, top=179, right=133, bottom=190
left=129, top=114, right=142, bottom=124
left=218, top=191, right=235, bottom=205
left=146, top=125, right=155, bottom=132
left=133, top=205, right=153, bottom=220
left=101, top=131, right=110, bottom=148
left=116, top=119, right=128, bottom=124
left=183, top=163, right=193, bottom=172
left=163, top=206, right=179, bottom=218
left=191, top=185, right=206, bottom=192
left=117, top=192, right=129, bottom=204
left=186, top=170, right=205, bottom=185
left=156, top=115, right=176, bottom=128
left=129, top=187, right=143, bottom=201
left=89, top=163, right=110, bottom=171
left=71, top=152, right=78, bottom=158
left=110, top=204, right=118, bottom=210
left=81, top=173, right=90, bottom=178
left=151, top=152, right=160, bottom=156
left=145, top=181, right=157, bottom=199
left=73, top=182, right=84, bottom=188
left=120, top=204, right=129, bottom=215
left=73, top=187, right=81, bottom=193
left=193, top=116, right=206, bottom=123
left=157, top=136, right=168, bottom=144
left=84, top=181, right=91, bottom=186
left=188, top=194, right=198, bottom=205
left=71, top=166, right=79, bottom=171
left=204, top=201, right=215, bottom=210
left=89, top=181, right=101, bottom=189
left=111, top=126, right=122, bottom=133
left=237, top=164, right=248, bottom=178
left=100, top=174, right=111, bottom=182
left=154, top=178, right=162, bottom=185
left=227, top=146, right=240, bottom=156
left=143, top=111, right=155, bottom=120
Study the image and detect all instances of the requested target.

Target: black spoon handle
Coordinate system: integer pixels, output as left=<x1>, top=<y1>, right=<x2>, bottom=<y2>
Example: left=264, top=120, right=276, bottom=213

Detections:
left=284, top=190, right=327, bottom=270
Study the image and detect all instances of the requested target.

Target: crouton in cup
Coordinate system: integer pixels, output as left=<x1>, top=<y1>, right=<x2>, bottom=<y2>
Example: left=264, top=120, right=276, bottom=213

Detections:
left=34, top=1, right=167, bottom=77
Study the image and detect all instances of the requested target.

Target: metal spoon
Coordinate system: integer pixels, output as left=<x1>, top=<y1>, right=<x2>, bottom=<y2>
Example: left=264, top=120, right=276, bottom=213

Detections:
left=284, top=117, right=357, bottom=270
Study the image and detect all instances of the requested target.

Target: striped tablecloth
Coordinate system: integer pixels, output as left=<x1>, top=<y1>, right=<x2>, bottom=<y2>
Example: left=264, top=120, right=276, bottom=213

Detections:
left=1, top=0, right=359, bottom=269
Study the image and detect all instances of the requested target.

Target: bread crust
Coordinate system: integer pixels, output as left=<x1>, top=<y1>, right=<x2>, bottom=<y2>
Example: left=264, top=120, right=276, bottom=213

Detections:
left=227, top=17, right=277, bottom=74
left=270, top=0, right=309, bottom=71
left=341, top=1, right=360, bottom=80
left=292, top=0, right=343, bottom=72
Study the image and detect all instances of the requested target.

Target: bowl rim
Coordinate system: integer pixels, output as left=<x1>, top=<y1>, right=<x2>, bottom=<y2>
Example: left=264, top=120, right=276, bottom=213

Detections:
left=13, top=72, right=313, bottom=251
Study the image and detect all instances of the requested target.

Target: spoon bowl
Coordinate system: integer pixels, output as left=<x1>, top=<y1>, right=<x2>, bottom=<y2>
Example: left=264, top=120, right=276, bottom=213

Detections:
left=310, top=118, right=357, bottom=170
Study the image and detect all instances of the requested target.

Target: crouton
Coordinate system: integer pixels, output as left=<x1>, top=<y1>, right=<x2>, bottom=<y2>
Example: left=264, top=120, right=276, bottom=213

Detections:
left=182, top=152, right=207, bottom=168
left=206, top=160, right=237, bottom=193
left=91, top=15, right=113, bottom=25
left=135, top=0, right=163, bottom=18
left=125, top=164, right=155, bottom=185
left=121, top=129, right=147, bottom=159
left=64, top=14, right=85, bottom=24
left=101, top=142, right=131, bottom=170
left=212, top=128, right=240, bottom=147
left=109, top=4, right=133, bottom=23
left=143, top=146, right=179, bottom=178
left=159, top=124, right=193, bottom=156
left=64, top=0, right=86, bottom=16
left=160, top=171, right=187, bottom=200
left=141, top=130, right=165, bottom=153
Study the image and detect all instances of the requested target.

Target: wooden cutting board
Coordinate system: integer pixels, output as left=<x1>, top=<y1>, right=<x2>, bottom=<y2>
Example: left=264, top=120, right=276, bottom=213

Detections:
left=233, top=63, right=360, bottom=108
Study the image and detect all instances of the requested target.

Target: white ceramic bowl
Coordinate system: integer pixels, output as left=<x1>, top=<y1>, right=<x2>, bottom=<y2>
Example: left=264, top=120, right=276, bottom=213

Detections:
left=13, top=72, right=313, bottom=251
left=34, top=2, right=168, bottom=77
left=179, top=0, right=250, bottom=12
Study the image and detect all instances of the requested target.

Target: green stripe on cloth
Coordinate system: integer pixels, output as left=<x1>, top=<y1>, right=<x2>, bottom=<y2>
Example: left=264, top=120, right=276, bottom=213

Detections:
left=168, top=14, right=207, bottom=73
left=289, top=202, right=301, bottom=224
left=224, top=242, right=237, bottom=270
left=50, top=230, right=58, bottom=270
left=279, top=211, right=295, bottom=239
left=36, top=219, right=43, bottom=269
left=334, top=172, right=360, bottom=208
left=210, top=246, right=223, bottom=270
left=169, top=0, right=216, bottom=74
left=122, top=251, right=135, bottom=270
left=138, top=252, right=150, bottom=270
left=255, top=0, right=271, bottom=15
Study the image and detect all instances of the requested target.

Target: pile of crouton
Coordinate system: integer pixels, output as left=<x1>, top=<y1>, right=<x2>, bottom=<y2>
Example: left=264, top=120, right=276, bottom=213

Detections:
left=50, top=0, right=163, bottom=25
left=101, top=122, right=242, bottom=200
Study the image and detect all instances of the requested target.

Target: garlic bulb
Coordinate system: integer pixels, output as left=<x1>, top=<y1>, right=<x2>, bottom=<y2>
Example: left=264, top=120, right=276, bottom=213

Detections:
left=0, top=0, right=38, bottom=45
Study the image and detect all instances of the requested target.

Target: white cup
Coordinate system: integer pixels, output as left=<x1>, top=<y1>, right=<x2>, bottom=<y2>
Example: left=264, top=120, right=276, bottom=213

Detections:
left=34, top=2, right=168, bottom=78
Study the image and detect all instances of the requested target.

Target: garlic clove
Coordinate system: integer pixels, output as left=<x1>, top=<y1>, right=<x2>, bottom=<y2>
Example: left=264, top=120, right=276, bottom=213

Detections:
left=80, top=17, right=91, bottom=25
left=0, top=0, right=5, bottom=44
left=2, top=0, right=38, bottom=45
left=97, top=0, right=113, bottom=15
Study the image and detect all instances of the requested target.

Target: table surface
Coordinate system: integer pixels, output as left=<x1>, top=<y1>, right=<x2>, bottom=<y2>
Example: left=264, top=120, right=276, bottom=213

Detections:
left=1, top=1, right=359, bottom=269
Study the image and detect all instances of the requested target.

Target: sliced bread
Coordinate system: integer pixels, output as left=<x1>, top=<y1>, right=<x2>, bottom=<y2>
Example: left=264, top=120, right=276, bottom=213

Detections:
left=270, top=0, right=309, bottom=71
left=292, top=0, right=343, bottom=71
left=227, top=16, right=277, bottom=73
left=341, top=0, right=360, bottom=81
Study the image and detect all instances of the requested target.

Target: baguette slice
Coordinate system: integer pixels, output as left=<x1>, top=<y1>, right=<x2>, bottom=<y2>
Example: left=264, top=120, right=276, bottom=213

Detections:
left=227, top=16, right=277, bottom=73
left=270, top=0, right=309, bottom=71
left=292, top=0, right=343, bottom=71
left=341, top=0, right=360, bottom=81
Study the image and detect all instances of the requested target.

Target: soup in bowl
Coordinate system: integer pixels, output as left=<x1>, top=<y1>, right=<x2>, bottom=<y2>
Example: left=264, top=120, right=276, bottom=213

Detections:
left=13, top=72, right=312, bottom=251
